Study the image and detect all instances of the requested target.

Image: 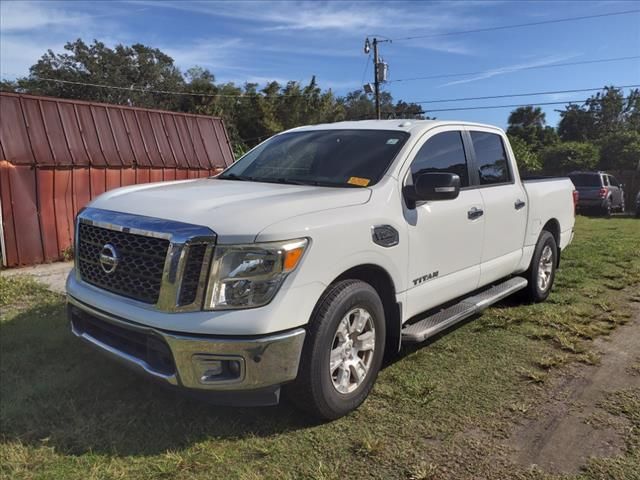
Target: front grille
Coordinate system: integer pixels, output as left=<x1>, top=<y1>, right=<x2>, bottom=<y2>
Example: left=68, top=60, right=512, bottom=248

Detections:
left=178, top=244, right=208, bottom=306
left=70, top=306, right=176, bottom=376
left=77, top=223, right=170, bottom=304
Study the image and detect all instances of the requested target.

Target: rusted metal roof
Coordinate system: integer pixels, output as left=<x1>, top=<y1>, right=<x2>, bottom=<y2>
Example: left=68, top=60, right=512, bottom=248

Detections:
left=0, top=92, right=234, bottom=168
left=0, top=92, right=234, bottom=267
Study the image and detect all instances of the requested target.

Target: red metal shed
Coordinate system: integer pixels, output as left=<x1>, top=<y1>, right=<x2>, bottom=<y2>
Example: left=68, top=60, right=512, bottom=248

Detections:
left=0, top=92, right=234, bottom=267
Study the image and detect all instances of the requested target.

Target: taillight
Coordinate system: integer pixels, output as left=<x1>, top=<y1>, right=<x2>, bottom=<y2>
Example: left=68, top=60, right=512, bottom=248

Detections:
left=572, top=190, right=579, bottom=213
left=598, top=187, right=608, bottom=199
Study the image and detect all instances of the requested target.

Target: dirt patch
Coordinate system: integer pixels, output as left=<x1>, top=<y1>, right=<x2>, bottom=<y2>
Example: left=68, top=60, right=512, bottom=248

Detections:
left=0, top=261, right=72, bottom=294
left=508, top=305, right=640, bottom=474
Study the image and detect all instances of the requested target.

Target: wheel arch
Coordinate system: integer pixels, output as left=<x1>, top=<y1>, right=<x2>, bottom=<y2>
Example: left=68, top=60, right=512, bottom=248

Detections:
left=331, top=264, right=402, bottom=360
left=541, top=218, right=561, bottom=267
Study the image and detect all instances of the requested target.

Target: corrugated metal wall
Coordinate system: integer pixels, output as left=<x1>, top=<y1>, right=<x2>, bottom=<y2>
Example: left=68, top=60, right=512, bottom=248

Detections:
left=0, top=92, right=234, bottom=267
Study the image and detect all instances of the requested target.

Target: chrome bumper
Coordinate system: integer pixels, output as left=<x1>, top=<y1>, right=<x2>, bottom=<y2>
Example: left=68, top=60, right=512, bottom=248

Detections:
left=67, top=295, right=306, bottom=395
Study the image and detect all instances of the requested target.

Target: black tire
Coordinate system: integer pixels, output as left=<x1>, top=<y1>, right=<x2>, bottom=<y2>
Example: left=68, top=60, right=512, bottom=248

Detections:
left=286, top=280, right=386, bottom=420
left=602, top=199, right=612, bottom=218
left=521, top=230, right=557, bottom=303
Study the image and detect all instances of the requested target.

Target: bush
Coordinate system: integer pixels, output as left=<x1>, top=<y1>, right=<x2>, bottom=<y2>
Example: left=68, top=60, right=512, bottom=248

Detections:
left=599, top=131, right=640, bottom=171
left=541, top=142, right=599, bottom=174
left=508, top=135, right=541, bottom=174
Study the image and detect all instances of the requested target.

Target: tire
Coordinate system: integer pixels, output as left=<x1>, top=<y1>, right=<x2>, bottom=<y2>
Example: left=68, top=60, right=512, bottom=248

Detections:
left=602, top=199, right=612, bottom=218
left=287, top=280, right=386, bottom=420
left=521, top=230, right=557, bottom=303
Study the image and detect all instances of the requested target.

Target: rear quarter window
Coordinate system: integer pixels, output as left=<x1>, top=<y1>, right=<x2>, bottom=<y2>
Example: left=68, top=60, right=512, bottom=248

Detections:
left=470, top=131, right=512, bottom=185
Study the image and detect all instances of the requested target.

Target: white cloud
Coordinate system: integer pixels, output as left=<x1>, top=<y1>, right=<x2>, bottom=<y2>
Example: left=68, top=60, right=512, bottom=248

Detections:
left=440, top=54, right=580, bottom=87
left=0, top=1, right=90, bottom=31
left=163, top=38, right=248, bottom=71
left=0, top=1, right=137, bottom=79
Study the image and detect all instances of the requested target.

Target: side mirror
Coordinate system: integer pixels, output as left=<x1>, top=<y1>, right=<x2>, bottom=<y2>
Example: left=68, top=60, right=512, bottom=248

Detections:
left=403, top=172, right=461, bottom=209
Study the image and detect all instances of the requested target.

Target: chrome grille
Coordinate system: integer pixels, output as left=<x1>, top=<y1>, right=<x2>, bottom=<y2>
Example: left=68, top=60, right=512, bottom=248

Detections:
left=178, top=243, right=209, bottom=306
left=77, top=223, right=170, bottom=304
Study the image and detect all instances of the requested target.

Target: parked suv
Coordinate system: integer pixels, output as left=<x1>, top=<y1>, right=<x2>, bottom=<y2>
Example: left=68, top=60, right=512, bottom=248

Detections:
left=569, top=171, right=625, bottom=216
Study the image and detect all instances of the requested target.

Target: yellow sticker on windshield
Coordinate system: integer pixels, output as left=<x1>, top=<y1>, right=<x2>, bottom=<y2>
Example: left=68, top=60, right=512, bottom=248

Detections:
left=347, top=176, right=371, bottom=187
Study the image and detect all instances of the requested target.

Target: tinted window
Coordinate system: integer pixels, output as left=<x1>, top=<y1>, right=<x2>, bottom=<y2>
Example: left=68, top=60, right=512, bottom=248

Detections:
left=569, top=174, right=602, bottom=187
left=471, top=131, right=511, bottom=185
left=410, top=131, right=469, bottom=187
left=608, top=176, right=619, bottom=187
left=220, top=130, right=409, bottom=187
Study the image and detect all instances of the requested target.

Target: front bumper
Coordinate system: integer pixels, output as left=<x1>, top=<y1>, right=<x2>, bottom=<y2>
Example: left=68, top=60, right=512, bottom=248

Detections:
left=67, top=295, right=305, bottom=405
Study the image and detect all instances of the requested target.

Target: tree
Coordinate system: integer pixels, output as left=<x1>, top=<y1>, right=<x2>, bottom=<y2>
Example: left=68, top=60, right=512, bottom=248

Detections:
left=557, top=87, right=640, bottom=142
left=9, top=39, right=186, bottom=110
left=557, top=104, right=595, bottom=142
left=339, top=90, right=425, bottom=121
left=599, top=130, right=640, bottom=171
left=507, top=106, right=558, bottom=152
left=541, top=142, right=599, bottom=174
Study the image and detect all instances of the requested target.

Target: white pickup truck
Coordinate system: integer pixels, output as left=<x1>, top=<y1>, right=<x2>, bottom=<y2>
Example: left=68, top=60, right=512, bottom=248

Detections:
left=67, top=120, right=576, bottom=419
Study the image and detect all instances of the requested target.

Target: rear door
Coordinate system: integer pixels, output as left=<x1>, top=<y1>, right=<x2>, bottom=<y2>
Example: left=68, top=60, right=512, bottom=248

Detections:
left=467, top=128, right=528, bottom=286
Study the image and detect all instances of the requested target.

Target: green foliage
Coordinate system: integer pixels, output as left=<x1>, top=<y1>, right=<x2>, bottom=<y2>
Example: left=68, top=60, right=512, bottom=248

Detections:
left=507, top=106, right=558, bottom=152
left=541, top=141, right=599, bottom=174
left=508, top=134, right=541, bottom=173
left=558, top=87, right=640, bottom=142
left=599, top=130, right=640, bottom=171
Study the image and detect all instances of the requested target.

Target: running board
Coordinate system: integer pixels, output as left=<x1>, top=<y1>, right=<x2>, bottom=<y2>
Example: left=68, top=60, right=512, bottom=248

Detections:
left=401, top=277, right=528, bottom=343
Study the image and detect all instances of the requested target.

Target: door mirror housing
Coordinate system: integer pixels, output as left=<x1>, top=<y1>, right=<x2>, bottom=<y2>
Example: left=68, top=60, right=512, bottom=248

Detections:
left=403, top=172, right=461, bottom=209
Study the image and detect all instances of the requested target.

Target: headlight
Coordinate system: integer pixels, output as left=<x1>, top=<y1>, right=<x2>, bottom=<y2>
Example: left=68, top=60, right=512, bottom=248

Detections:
left=205, top=238, right=308, bottom=310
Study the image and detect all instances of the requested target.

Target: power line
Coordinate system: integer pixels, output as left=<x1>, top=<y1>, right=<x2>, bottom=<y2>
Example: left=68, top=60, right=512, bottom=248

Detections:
left=392, top=9, right=640, bottom=41
left=419, top=98, right=617, bottom=114
left=388, top=55, right=640, bottom=83
left=29, top=77, right=313, bottom=98
left=411, top=84, right=640, bottom=105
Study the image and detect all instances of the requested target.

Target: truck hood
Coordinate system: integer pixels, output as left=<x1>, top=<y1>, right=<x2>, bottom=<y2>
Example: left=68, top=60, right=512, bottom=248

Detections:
left=89, top=178, right=372, bottom=243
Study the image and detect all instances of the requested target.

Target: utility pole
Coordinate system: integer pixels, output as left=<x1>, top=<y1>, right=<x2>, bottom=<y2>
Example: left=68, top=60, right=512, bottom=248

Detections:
left=364, top=37, right=389, bottom=120
left=373, top=38, right=381, bottom=120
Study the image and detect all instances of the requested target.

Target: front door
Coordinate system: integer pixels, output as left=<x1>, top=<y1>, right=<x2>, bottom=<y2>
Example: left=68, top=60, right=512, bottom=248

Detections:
left=403, top=128, right=484, bottom=319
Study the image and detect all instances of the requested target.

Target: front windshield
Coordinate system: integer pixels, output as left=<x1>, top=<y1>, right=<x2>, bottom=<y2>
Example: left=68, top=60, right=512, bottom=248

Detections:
left=219, top=129, right=410, bottom=187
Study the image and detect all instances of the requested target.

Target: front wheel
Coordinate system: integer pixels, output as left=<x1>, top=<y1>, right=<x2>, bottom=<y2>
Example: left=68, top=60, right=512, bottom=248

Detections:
left=287, top=280, right=386, bottom=420
left=521, top=230, right=557, bottom=303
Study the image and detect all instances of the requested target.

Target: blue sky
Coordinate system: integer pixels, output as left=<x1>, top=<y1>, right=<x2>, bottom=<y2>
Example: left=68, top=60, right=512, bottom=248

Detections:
left=1, top=0, right=639, bottom=127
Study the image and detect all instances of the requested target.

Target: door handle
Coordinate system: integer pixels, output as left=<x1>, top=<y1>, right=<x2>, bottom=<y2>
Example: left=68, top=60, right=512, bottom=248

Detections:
left=467, top=207, right=484, bottom=220
left=514, top=199, right=526, bottom=210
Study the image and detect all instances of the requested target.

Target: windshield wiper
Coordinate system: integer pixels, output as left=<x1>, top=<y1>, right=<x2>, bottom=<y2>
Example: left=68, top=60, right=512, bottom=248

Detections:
left=218, top=173, right=253, bottom=181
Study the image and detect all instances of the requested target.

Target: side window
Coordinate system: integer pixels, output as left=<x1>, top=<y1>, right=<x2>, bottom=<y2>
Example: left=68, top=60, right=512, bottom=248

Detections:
left=410, top=131, right=469, bottom=187
left=608, top=176, right=619, bottom=187
left=470, top=131, right=512, bottom=185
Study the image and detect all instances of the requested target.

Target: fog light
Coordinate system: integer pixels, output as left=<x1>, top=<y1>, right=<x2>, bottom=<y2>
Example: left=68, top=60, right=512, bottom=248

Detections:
left=228, top=360, right=241, bottom=377
left=192, top=355, right=244, bottom=384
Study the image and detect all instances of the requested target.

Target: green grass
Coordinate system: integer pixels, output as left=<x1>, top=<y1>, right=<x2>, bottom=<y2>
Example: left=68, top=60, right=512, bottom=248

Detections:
left=1, top=216, right=639, bottom=479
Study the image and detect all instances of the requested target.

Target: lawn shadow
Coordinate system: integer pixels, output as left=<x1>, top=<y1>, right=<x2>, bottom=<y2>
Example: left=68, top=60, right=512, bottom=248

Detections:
left=387, top=294, right=525, bottom=367
left=0, top=300, right=320, bottom=457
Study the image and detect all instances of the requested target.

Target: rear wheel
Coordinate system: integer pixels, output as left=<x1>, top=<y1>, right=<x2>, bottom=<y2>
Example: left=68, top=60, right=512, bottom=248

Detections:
left=602, top=199, right=612, bottom=217
left=287, top=280, right=386, bottom=420
left=521, top=230, right=557, bottom=303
